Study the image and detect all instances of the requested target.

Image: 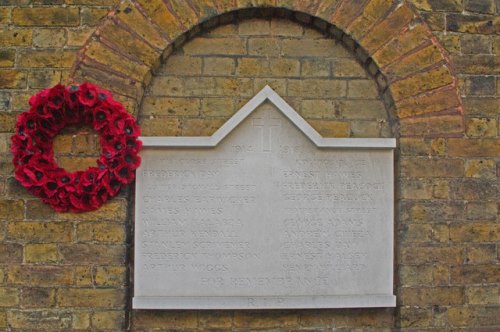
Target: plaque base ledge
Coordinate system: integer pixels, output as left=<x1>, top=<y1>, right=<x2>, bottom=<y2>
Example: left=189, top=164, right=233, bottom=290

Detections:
left=133, top=295, right=396, bottom=310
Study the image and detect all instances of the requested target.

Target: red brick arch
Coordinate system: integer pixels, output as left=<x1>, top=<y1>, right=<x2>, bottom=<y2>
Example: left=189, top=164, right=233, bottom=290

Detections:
left=70, top=0, right=464, bottom=138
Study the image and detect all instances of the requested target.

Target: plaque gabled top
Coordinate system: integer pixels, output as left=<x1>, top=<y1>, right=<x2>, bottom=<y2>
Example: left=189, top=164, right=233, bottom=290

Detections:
left=140, top=85, right=395, bottom=149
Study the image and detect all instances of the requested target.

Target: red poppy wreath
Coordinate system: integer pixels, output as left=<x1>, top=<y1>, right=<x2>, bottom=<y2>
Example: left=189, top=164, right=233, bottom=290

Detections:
left=11, top=83, right=142, bottom=213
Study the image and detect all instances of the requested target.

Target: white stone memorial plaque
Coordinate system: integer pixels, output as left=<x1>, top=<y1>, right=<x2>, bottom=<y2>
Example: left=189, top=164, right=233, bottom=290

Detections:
left=133, top=87, right=396, bottom=309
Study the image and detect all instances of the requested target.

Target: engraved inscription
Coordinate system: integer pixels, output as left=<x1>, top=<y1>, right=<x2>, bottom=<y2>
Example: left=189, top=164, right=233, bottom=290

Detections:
left=135, top=103, right=394, bottom=302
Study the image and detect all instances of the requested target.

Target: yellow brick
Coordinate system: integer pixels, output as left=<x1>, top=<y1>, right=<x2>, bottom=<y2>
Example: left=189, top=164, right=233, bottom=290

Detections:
left=201, top=97, right=235, bottom=117
left=181, top=118, right=226, bottom=136
left=0, top=49, right=15, bottom=67
left=288, top=79, right=346, bottom=98
left=18, top=49, right=76, bottom=68
left=281, top=38, right=349, bottom=57
left=450, top=223, right=498, bottom=242
left=33, top=28, right=66, bottom=48
left=0, top=200, right=24, bottom=221
left=94, top=266, right=126, bottom=287
left=270, top=58, right=300, bottom=77
left=466, top=117, right=497, bottom=137
left=464, top=159, right=496, bottom=179
left=301, top=99, right=336, bottom=119
left=67, top=27, right=93, bottom=47
left=163, top=55, right=202, bottom=76
left=308, top=120, right=350, bottom=138
left=400, top=287, right=464, bottom=306
left=92, top=311, right=125, bottom=330
left=236, top=58, right=270, bottom=77
left=20, top=287, right=56, bottom=308
left=248, top=37, right=281, bottom=56
left=301, top=59, right=330, bottom=77
left=7, top=265, right=73, bottom=286
left=465, top=286, right=499, bottom=304
left=0, top=288, right=19, bottom=307
left=7, top=310, right=72, bottom=330
left=150, top=76, right=184, bottom=96
left=142, top=96, right=200, bottom=116
left=0, top=70, right=27, bottom=89
left=254, top=79, right=287, bottom=96
left=24, top=244, right=60, bottom=263
left=203, top=57, right=236, bottom=76
left=139, top=117, right=181, bottom=136
left=183, top=37, right=246, bottom=55
left=57, top=288, right=125, bottom=307
left=348, top=80, right=379, bottom=99
left=238, top=19, right=270, bottom=35
left=74, top=266, right=93, bottom=286
left=72, top=312, right=90, bottom=330
left=57, top=156, right=98, bottom=172
left=391, top=65, right=454, bottom=101
left=0, top=28, right=32, bottom=46
left=12, top=7, right=80, bottom=26
left=270, top=19, right=303, bottom=36
left=133, top=311, right=198, bottom=329
left=214, top=78, right=254, bottom=97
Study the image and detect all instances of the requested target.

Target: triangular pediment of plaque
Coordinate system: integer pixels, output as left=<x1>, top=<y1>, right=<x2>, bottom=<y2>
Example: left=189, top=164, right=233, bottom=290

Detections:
left=141, top=86, right=395, bottom=149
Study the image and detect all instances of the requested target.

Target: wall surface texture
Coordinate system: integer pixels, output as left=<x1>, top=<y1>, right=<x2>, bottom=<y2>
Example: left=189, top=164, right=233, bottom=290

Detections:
left=0, top=0, right=498, bottom=331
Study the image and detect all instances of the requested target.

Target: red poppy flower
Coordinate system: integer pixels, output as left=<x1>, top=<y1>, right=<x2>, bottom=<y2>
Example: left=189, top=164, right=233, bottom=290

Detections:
left=11, top=83, right=142, bottom=213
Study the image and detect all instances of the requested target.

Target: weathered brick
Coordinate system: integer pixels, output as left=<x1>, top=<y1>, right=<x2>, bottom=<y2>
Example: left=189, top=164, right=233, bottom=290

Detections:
left=400, top=223, right=449, bottom=244
left=98, top=20, right=160, bottom=67
left=94, top=266, right=127, bottom=287
left=400, top=287, right=464, bottom=305
left=466, top=117, right=497, bottom=137
left=74, top=266, right=93, bottom=286
left=450, top=223, right=499, bottom=242
left=238, top=18, right=270, bottom=35
left=269, top=58, right=300, bottom=77
left=402, top=246, right=463, bottom=265
left=33, top=28, right=65, bottom=47
left=452, top=179, right=499, bottom=201
left=0, top=200, right=24, bottom=221
left=181, top=118, right=226, bottom=136
left=237, top=58, right=270, bottom=76
left=0, top=70, right=27, bottom=89
left=399, top=306, right=432, bottom=328
left=136, top=0, right=184, bottom=40
left=0, top=288, right=19, bottom=307
left=7, top=266, right=73, bottom=286
left=384, top=44, right=444, bottom=80
left=347, top=0, right=393, bottom=40
left=133, top=311, right=198, bottom=329
left=59, top=243, right=125, bottom=264
left=78, top=222, right=125, bottom=243
left=0, top=8, right=11, bottom=25
left=72, top=311, right=90, bottom=330
left=466, top=244, right=498, bottom=264
left=213, top=77, right=254, bottom=97
left=361, top=4, right=415, bottom=53
left=18, top=49, right=76, bottom=68
left=373, top=24, right=430, bottom=68
left=400, top=113, right=464, bottom=137
left=466, top=201, right=497, bottom=220
left=0, top=49, right=15, bottom=68
left=395, top=85, right=461, bottom=118
left=288, top=79, right=346, bottom=98
left=0, top=112, right=18, bottom=132
left=162, top=55, right=202, bottom=76
left=270, top=19, right=303, bottom=36
left=7, top=310, right=72, bottom=329
left=464, top=159, right=496, bottom=179
left=12, top=7, right=80, bottom=26
left=24, top=244, right=60, bottom=263
left=447, top=13, right=500, bottom=34
left=139, top=117, right=181, bottom=136
left=202, top=97, right=235, bottom=117
left=28, top=70, right=62, bottom=89
left=400, top=265, right=434, bottom=286
left=254, top=78, right=287, bottom=96
left=400, top=200, right=464, bottom=223
left=391, top=65, right=454, bottom=101
left=233, top=311, right=299, bottom=328
left=401, top=158, right=464, bottom=178
left=248, top=37, right=280, bottom=56
left=466, top=75, right=496, bottom=95
left=203, top=57, right=236, bottom=76
left=451, top=265, right=500, bottom=284
left=465, top=285, right=499, bottom=304
left=67, top=27, right=93, bottom=47
left=142, top=96, right=200, bottom=117
left=301, top=59, right=330, bottom=77
left=308, top=120, right=350, bottom=138
left=301, top=99, right=336, bottom=119
left=184, top=37, right=246, bottom=55
left=448, top=139, right=500, bottom=157
left=58, top=288, right=125, bottom=308
left=412, top=0, right=463, bottom=11
left=25, top=200, right=55, bottom=220
left=348, top=79, right=379, bottom=98
left=84, top=42, right=150, bottom=82
left=281, top=38, right=349, bottom=57
left=21, top=287, right=56, bottom=308
left=92, top=310, right=125, bottom=330
left=331, top=0, right=368, bottom=30
left=150, top=76, right=184, bottom=96
left=332, top=58, right=367, bottom=77
left=81, top=7, right=108, bottom=26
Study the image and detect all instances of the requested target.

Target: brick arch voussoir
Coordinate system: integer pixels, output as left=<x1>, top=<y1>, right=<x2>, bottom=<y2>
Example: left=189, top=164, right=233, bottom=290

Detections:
left=69, top=0, right=464, bottom=138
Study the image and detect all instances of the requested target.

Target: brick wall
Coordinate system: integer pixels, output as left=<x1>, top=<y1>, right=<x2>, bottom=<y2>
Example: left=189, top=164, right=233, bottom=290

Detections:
left=0, top=0, right=498, bottom=331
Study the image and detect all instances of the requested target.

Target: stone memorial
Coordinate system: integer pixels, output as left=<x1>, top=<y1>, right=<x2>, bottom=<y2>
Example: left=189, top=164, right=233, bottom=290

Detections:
left=133, top=86, right=396, bottom=309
